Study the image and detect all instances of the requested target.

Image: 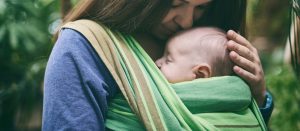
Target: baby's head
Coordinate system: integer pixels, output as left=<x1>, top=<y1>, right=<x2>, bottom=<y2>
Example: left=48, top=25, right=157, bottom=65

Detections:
left=155, top=27, right=234, bottom=83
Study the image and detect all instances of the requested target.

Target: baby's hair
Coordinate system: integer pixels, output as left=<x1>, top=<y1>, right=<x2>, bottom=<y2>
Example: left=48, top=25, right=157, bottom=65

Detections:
left=198, top=34, right=234, bottom=76
left=182, top=27, right=234, bottom=76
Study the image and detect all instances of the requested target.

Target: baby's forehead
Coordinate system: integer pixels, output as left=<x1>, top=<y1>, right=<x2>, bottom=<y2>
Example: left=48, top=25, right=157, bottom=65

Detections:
left=179, top=27, right=225, bottom=38
left=166, top=27, right=227, bottom=55
left=168, top=27, right=226, bottom=46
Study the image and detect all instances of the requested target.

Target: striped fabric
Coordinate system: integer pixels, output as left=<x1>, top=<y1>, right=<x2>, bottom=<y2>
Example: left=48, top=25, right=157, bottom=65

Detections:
left=62, top=20, right=267, bottom=131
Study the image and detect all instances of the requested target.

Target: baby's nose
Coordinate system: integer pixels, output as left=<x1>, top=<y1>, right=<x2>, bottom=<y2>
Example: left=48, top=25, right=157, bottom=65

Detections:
left=155, top=59, right=162, bottom=69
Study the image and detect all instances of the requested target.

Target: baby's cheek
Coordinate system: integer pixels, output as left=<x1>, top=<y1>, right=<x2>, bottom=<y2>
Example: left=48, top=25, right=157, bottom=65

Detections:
left=161, top=69, right=170, bottom=78
left=165, top=72, right=182, bottom=83
left=160, top=68, right=173, bottom=82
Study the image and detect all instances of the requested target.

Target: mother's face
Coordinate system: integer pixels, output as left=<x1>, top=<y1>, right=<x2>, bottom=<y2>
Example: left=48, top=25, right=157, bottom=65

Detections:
left=151, top=0, right=211, bottom=40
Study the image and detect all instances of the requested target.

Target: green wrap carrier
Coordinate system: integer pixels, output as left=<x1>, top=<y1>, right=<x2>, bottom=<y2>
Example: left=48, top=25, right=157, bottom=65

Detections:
left=62, top=20, right=267, bottom=131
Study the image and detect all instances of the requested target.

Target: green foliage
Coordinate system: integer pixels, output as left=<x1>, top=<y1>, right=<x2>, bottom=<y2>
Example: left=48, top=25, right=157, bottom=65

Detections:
left=267, top=66, right=300, bottom=130
left=0, top=0, right=60, bottom=130
left=263, top=48, right=300, bottom=130
left=247, top=1, right=299, bottom=129
left=247, top=0, right=290, bottom=45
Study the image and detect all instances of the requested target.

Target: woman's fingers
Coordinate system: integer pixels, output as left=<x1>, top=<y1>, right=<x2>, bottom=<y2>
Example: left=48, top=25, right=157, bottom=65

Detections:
left=227, top=30, right=254, bottom=50
left=227, top=40, right=256, bottom=62
left=233, top=65, right=265, bottom=106
left=226, top=30, right=267, bottom=107
left=233, top=65, right=256, bottom=83
left=229, top=51, right=256, bottom=73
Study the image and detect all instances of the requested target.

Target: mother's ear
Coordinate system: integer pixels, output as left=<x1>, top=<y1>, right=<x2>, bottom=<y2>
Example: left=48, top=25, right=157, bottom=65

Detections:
left=192, top=64, right=212, bottom=78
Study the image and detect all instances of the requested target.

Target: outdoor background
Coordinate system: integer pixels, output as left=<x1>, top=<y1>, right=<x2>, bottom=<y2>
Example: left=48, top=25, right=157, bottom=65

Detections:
left=0, top=0, right=299, bottom=130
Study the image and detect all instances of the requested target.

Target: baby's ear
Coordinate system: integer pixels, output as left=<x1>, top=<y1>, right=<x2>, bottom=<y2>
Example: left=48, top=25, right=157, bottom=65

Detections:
left=192, top=64, right=212, bottom=78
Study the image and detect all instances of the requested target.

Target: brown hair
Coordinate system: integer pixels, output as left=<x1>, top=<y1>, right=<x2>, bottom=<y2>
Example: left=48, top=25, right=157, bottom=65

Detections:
left=61, top=0, right=247, bottom=35
left=195, top=0, right=247, bottom=36
left=63, top=0, right=171, bottom=33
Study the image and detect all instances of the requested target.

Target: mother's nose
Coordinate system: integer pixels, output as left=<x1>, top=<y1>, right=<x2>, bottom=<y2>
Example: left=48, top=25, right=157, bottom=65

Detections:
left=174, top=7, right=194, bottom=29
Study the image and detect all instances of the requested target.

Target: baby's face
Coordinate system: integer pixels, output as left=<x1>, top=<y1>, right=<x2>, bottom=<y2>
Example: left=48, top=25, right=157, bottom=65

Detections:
left=156, top=27, right=229, bottom=83
left=155, top=36, right=197, bottom=83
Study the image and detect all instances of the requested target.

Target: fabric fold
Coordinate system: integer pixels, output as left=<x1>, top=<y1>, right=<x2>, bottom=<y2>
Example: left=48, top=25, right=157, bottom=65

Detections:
left=61, top=19, right=267, bottom=131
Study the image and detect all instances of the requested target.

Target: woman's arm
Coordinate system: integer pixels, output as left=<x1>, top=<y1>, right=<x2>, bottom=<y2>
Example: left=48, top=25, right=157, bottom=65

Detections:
left=43, top=29, right=119, bottom=130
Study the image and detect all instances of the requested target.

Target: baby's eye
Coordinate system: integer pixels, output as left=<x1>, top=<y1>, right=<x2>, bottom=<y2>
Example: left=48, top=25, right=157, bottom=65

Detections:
left=166, top=60, right=170, bottom=64
left=166, top=59, right=172, bottom=64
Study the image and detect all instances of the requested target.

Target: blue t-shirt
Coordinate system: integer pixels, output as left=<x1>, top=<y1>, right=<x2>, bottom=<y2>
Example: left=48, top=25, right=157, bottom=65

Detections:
left=43, top=29, right=273, bottom=130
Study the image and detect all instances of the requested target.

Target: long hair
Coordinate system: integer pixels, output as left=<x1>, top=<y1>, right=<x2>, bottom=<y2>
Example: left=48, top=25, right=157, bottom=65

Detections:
left=289, top=0, right=300, bottom=78
left=195, top=0, right=247, bottom=36
left=60, top=0, right=247, bottom=36
left=62, top=0, right=171, bottom=33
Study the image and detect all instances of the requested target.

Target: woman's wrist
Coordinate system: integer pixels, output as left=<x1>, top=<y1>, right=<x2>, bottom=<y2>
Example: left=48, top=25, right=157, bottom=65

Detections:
left=259, top=91, right=274, bottom=124
left=260, top=91, right=273, bottom=109
left=254, top=87, right=267, bottom=107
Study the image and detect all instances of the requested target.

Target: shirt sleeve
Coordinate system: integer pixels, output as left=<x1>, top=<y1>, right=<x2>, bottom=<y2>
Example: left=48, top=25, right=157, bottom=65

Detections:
left=259, top=91, right=274, bottom=124
left=43, top=29, right=119, bottom=131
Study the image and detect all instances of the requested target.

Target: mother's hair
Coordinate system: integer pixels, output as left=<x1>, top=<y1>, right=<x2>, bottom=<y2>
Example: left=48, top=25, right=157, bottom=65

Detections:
left=63, top=0, right=171, bottom=33
left=62, top=0, right=247, bottom=35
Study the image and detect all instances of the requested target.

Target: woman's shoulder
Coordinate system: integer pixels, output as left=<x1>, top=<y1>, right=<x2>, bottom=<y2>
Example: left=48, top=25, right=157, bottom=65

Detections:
left=51, top=28, right=100, bottom=62
left=55, top=28, right=89, bottom=51
left=43, top=29, right=119, bottom=130
left=46, top=28, right=119, bottom=97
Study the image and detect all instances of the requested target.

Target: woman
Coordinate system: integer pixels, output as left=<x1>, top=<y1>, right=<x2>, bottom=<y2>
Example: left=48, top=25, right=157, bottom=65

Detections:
left=43, top=0, right=273, bottom=130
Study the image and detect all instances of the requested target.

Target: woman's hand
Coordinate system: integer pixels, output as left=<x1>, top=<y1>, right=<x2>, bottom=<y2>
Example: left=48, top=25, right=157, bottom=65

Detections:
left=226, top=30, right=266, bottom=107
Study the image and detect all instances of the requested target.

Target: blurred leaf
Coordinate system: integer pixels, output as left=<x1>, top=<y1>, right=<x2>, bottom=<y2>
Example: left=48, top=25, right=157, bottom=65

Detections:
left=0, top=26, right=6, bottom=40
left=0, top=0, right=59, bottom=130
left=9, top=24, right=18, bottom=49
left=266, top=66, right=300, bottom=130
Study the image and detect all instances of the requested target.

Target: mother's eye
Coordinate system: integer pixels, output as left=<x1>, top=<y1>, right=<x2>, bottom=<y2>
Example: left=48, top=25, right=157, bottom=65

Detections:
left=171, top=1, right=184, bottom=8
left=196, top=3, right=209, bottom=10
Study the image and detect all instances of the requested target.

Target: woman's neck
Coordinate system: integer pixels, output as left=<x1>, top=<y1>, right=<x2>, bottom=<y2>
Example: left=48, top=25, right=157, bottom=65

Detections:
left=133, top=33, right=166, bottom=60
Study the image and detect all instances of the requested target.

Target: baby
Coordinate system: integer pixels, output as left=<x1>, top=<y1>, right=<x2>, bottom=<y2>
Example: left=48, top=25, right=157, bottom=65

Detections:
left=155, top=27, right=234, bottom=83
